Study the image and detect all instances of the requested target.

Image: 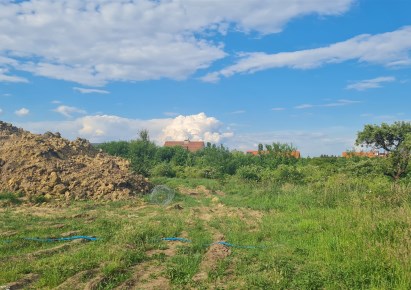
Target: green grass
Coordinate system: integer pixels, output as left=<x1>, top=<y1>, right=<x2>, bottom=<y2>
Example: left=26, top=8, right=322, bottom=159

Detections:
left=0, top=191, right=24, bottom=206
left=1, top=177, right=411, bottom=289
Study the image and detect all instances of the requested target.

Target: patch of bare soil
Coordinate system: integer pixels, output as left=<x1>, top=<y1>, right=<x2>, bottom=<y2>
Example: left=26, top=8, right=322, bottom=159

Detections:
left=1, top=238, right=86, bottom=264
left=115, top=262, right=170, bottom=290
left=115, top=234, right=190, bottom=290
left=0, top=121, right=151, bottom=201
left=192, top=243, right=231, bottom=283
left=1, top=273, right=39, bottom=290
left=191, top=219, right=231, bottom=284
left=70, top=211, right=97, bottom=222
left=84, top=274, right=107, bottom=290
left=10, top=206, right=65, bottom=218
left=178, top=185, right=225, bottom=198
left=55, top=269, right=100, bottom=290
left=187, top=196, right=263, bottom=285
left=190, top=203, right=263, bottom=227
left=60, top=230, right=81, bottom=237
left=50, top=223, right=66, bottom=229
left=0, top=230, right=18, bottom=238
left=28, top=238, right=86, bottom=259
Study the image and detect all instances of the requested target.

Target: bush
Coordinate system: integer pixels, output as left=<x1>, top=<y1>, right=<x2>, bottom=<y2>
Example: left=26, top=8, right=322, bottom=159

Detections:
left=175, top=166, right=204, bottom=179
left=150, top=163, right=176, bottom=178
left=298, top=165, right=326, bottom=183
left=201, top=166, right=222, bottom=179
left=236, top=165, right=263, bottom=181
left=29, top=195, right=48, bottom=204
left=0, top=191, right=23, bottom=205
left=268, top=164, right=304, bottom=184
left=344, top=158, right=385, bottom=177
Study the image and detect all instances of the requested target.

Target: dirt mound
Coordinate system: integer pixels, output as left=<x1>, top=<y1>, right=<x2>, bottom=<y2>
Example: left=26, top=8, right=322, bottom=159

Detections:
left=0, top=121, right=151, bottom=201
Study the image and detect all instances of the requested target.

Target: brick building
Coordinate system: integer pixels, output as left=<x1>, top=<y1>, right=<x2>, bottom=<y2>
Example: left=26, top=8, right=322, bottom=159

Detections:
left=164, top=140, right=205, bottom=152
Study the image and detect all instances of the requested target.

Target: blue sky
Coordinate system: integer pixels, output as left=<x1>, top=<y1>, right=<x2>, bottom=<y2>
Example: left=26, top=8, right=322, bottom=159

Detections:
left=0, top=0, right=410, bottom=156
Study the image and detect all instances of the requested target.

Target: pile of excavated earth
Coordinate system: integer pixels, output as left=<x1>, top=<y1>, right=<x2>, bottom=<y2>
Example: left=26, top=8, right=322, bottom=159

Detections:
left=0, top=121, right=151, bottom=201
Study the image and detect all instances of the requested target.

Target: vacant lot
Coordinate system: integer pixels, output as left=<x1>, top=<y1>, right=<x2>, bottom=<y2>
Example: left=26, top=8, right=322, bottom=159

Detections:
left=1, top=177, right=411, bottom=289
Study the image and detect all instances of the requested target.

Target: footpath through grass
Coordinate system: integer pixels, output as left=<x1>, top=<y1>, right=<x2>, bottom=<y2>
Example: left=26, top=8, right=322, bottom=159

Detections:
left=1, top=177, right=411, bottom=289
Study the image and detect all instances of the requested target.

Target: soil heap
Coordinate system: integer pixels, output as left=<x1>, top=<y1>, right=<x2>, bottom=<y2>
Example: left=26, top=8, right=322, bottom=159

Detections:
left=0, top=121, right=151, bottom=201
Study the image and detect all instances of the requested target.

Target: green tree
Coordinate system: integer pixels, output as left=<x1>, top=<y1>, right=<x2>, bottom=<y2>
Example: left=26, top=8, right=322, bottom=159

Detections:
left=195, top=144, right=235, bottom=175
left=171, top=146, right=190, bottom=166
left=265, top=142, right=297, bottom=158
left=259, top=142, right=298, bottom=169
left=97, top=141, right=129, bottom=157
left=138, top=129, right=150, bottom=142
left=356, top=121, right=411, bottom=180
left=128, top=130, right=158, bottom=176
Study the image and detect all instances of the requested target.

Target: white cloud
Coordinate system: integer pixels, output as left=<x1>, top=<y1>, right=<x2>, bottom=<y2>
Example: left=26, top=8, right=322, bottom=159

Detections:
left=73, top=87, right=110, bottom=94
left=53, top=105, right=87, bottom=117
left=230, top=110, right=246, bottom=114
left=346, top=76, right=396, bottom=91
left=0, top=0, right=353, bottom=85
left=203, top=26, right=411, bottom=82
left=0, top=108, right=3, bottom=115
left=18, top=112, right=233, bottom=144
left=295, top=99, right=360, bottom=109
left=0, top=68, right=28, bottom=83
left=162, top=113, right=233, bottom=143
left=321, top=99, right=361, bottom=107
left=15, top=108, right=29, bottom=116
left=271, top=107, right=285, bottom=111
left=295, top=104, right=314, bottom=109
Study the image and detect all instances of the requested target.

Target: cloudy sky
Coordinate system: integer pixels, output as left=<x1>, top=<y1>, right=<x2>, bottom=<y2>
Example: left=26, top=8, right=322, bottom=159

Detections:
left=0, top=0, right=410, bottom=156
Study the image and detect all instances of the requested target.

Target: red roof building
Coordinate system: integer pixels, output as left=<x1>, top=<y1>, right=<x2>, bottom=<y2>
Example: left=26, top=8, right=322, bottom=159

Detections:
left=164, top=140, right=205, bottom=152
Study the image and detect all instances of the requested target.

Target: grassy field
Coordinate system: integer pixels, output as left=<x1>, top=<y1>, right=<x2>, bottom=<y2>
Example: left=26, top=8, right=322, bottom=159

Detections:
left=1, top=177, right=411, bottom=289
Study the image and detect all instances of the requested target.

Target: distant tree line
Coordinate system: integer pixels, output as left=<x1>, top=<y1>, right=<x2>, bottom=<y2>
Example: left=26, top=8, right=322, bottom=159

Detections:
left=97, top=123, right=411, bottom=183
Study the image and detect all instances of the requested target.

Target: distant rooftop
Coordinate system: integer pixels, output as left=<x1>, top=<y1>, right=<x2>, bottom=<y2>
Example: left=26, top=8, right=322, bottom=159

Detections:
left=164, top=140, right=205, bottom=152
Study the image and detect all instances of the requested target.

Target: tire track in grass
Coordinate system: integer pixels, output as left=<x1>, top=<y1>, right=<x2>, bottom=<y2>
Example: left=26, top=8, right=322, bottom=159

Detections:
left=55, top=269, right=99, bottom=290
left=0, top=273, right=39, bottom=290
left=189, top=198, right=264, bottom=287
left=113, top=237, right=189, bottom=290
left=0, top=238, right=88, bottom=264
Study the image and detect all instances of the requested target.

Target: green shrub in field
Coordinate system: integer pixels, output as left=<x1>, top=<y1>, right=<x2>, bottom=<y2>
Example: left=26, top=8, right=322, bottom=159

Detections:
left=29, top=195, right=48, bottom=204
left=344, top=158, right=386, bottom=177
left=170, top=146, right=191, bottom=166
left=97, top=141, right=130, bottom=157
left=298, top=164, right=327, bottom=183
left=174, top=166, right=204, bottom=179
left=200, top=166, right=222, bottom=179
left=267, top=164, right=305, bottom=184
left=236, top=165, right=263, bottom=181
left=150, top=162, right=176, bottom=177
left=304, top=156, right=345, bottom=176
left=0, top=191, right=23, bottom=205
